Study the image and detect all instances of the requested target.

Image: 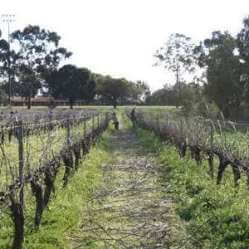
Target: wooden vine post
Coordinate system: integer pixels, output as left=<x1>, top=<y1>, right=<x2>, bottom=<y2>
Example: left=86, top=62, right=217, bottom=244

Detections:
left=62, top=119, right=73, bottom=187
left=92, top=114, right=95, bottom=132
left=9, top=120, right=25, bottom=249
left=178, top=119, right=186, bottom=158
left=166, top=114, right=169, bottom=127
left=66, top=119, right=71, bottom=146
left=180, top=119, right=183, bottom=138
left=105, top=112, right=109, bottom=124
left=17, top=121, right=24, bottom=207
left=156, top=115, right=160, bottom=136
left=210, top=123, right=213, bottom=149
left=97, top=114, right=100, bottom=130
left=83, top=119, right=86, bottom=139
left=208, top=122, right=214, bottom=178
left=92, top=114, right=95, bottom=142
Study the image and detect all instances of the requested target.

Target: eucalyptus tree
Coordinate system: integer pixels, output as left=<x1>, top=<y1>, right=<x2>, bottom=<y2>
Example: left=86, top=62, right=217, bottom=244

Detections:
left=78, top=68, right=96, bottom=104
left=130, top=80, right=150, bottom=103
left=96, top=76, right=132, bottom=108
left=49, top=64, right=95, bottom=109
left=10, top=25, right=72, bottom=108
left=155, top=33, right=196, bottom=107
left=0, top=31, right=18, bottom=104
left=237, top=16, right=249, bottom=105
left=195, top=31, right=242, bottom=118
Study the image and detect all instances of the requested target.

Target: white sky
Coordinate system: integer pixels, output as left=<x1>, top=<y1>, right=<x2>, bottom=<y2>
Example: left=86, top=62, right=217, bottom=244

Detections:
left=1, top=0, right=249, bottom=91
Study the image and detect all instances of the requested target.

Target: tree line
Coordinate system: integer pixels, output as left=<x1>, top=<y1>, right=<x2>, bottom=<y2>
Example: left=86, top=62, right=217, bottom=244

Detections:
left=153, top=15, right=249, bottom=120
left=0, top=25, right=150, bottom=109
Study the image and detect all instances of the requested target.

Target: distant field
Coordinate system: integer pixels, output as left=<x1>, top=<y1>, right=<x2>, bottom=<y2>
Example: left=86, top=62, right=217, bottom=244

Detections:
left=0, top=105, right=177, bottom=112
left=121, top=105, right=176, bottom=109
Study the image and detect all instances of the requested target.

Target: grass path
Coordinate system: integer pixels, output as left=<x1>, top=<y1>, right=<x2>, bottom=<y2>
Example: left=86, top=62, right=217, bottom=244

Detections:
left=69, top=119, right=176, bottom=249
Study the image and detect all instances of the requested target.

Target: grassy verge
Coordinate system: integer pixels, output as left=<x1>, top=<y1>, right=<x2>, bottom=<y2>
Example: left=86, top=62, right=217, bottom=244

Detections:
left=135, top=127, right=249, bottom=249
left=0, top=128, right=113, bottom=249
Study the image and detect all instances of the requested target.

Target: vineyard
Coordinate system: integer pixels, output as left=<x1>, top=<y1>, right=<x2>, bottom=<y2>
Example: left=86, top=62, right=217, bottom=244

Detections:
left=127, top=108, right=249, bottom=248
left=0, top=109, right=111, bottom=249
left=2, top=107, right=249, bottom=249
left=129, top=109, right=249, bottom=187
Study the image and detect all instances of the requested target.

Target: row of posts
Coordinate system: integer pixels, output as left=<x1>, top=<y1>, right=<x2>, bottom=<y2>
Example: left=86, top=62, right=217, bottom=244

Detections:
left=66, top=113, right=102, bottom=146
left=13, top=112, right=217, bottom=188
left=156, top=114, right=215, bottom=150
left=7, top=112, right=108, bottom=249
left=14, top=113, right=104, bottom=205
left=12, top=112, right=112, bottom=209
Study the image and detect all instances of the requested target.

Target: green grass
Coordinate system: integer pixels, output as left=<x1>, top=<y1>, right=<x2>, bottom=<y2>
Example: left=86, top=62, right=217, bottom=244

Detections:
left=0, top=113, right=107, bottom=191
left=0, top=105, right=177, bottom=112
left=136, top=127, right=249, bottom=249
left=138, top=109, right=249, bottom=171
left=0, top=125, right=113, bottom=249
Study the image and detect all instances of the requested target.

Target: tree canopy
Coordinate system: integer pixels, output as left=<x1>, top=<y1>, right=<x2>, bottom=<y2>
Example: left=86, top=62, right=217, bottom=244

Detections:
left=154, top=16, right=249, bottom=120
left=155, top=33, right=196, bottom=107
left=9, top=25, right=72, bottom=108
left=48, top=64, right=95, bottom=109
left=200, top=32, right=241, bottom=118
left=95, top=75, right=133, bottom=108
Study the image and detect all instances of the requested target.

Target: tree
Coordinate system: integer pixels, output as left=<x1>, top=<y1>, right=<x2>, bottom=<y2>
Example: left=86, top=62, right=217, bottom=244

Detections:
left=155, top=33, right=196, bottom=107
left=78, top=68, right=96, bottom=104
left=237, top=16, right=249, bottom=105
left=11, top=25, right=72, bottom=109
left=146, top=85, right=177, bottom=106
left=196, top=31, right=242, bottom=118
left=0, top=88, right=8, bottom=105
left=49, top=64, right=94, bottom=109
left=16, top=65, right=41, bottom=108
left=0, top=33, right=19, bottom=104
left=129, top=81, right=150, bottom=104
left=96, top=76, right=131, bottom=108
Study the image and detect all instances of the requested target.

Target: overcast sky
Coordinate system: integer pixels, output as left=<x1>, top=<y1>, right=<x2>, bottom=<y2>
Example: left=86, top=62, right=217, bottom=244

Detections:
left=1, top=0, right=249, bottom=91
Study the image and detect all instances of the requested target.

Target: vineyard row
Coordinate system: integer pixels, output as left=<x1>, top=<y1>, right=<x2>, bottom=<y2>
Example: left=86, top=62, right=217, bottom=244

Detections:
left=129, top=111, right=249, bottom=188
left=0, top=111, right=111, bottom=249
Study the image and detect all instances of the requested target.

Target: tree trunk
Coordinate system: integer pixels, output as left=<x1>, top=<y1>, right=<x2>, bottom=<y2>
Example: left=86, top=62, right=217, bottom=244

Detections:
left=217, top=156, right=230, bottom=185
left=44, top=167, right=57, bottom=207
left=113, top=99, right=117, bottom=109
left=178, top=141, right=187, bottom=158
left=207, top=152, right=214, bottom=179
left=30, top=180, right=44, bottom=228
left=231, top=162, right=240, bottom=187
left=223, top=105, right=230, bottom=119
left=176, top=65, right=180, bottom=108
left=9, top=195, right=24, bottom=249
left=69, top=98, right=74, bottom=109
left=27, top=95, right=31, bottom=110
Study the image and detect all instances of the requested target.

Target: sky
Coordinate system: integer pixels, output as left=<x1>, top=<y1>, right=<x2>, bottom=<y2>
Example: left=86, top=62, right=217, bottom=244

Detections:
left=0, top=0, right=249, bottom=92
